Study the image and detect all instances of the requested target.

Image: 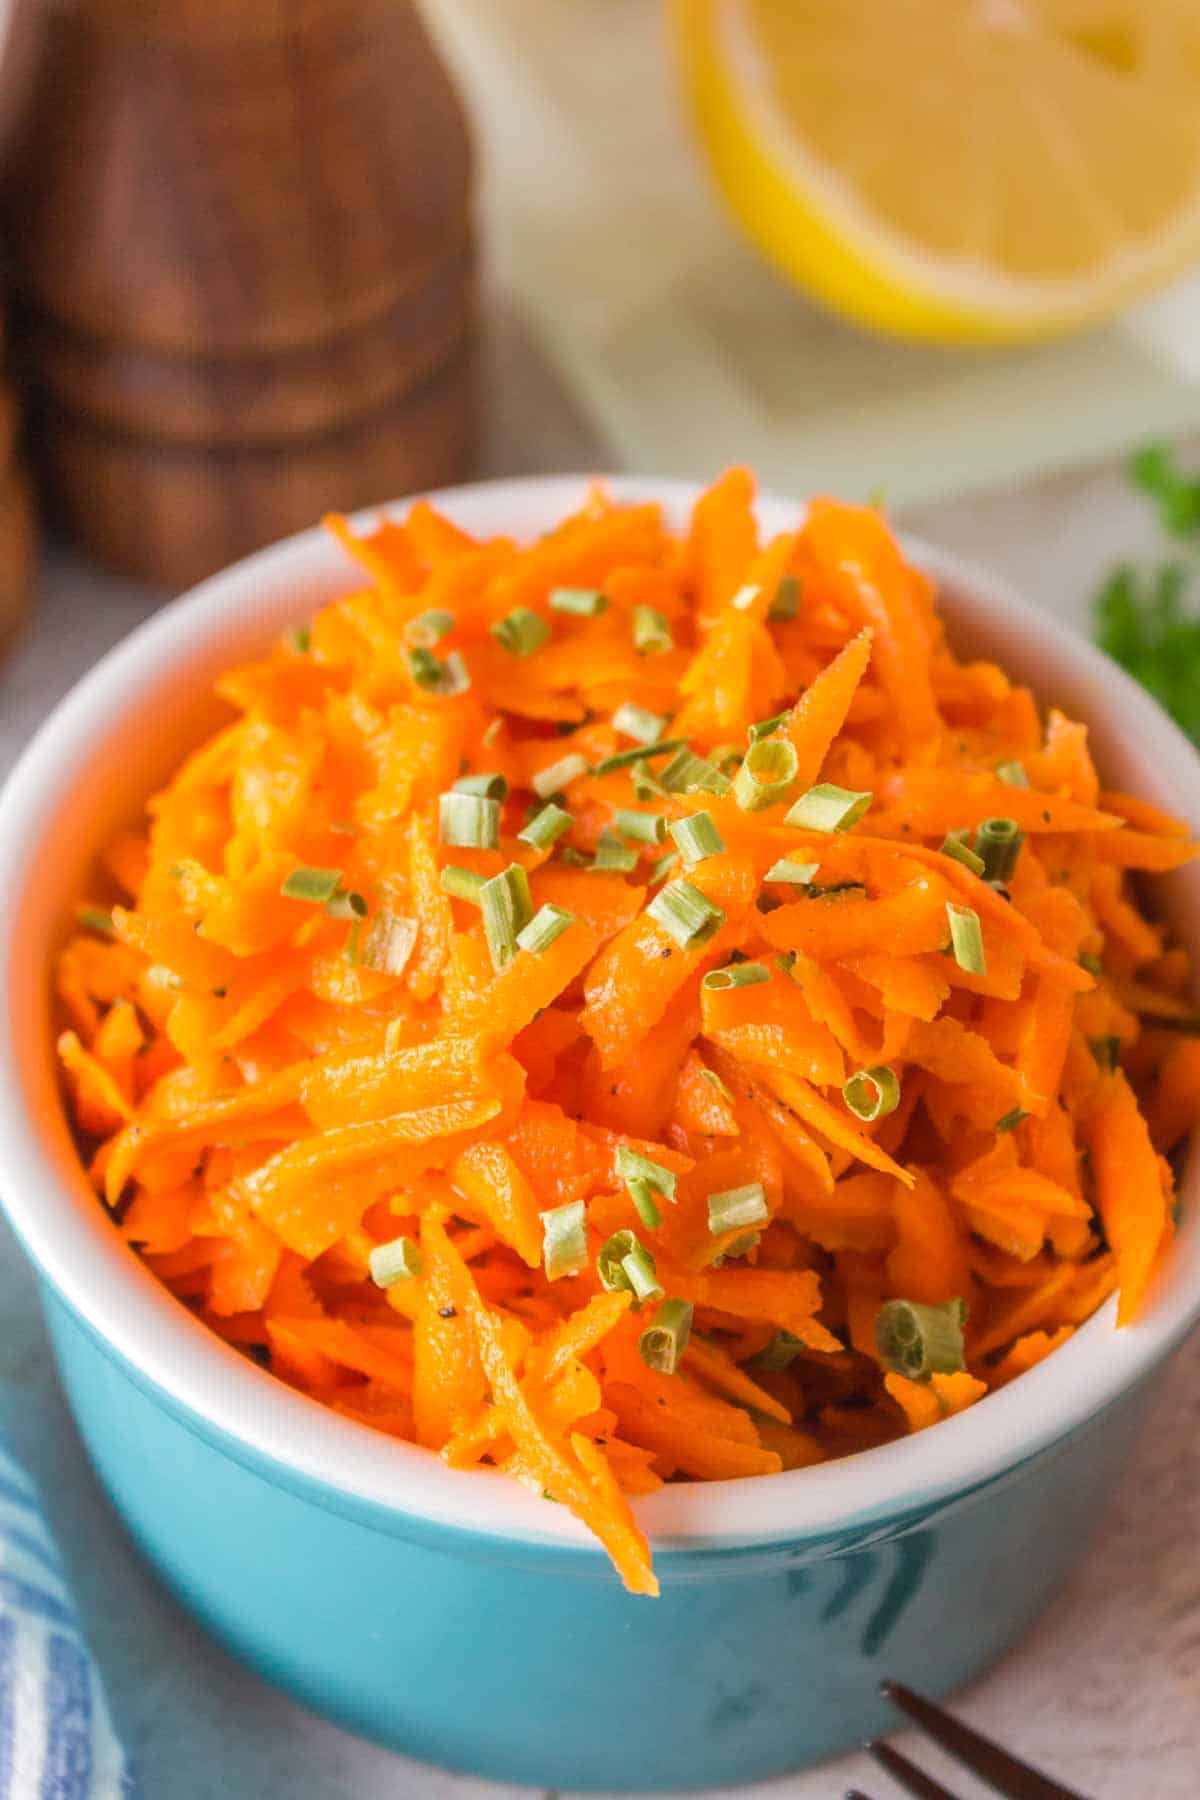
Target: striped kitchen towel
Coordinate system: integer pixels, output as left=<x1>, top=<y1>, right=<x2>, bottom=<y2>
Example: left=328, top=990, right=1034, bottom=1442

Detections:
left=0, top=1439, right=137, bottom=1797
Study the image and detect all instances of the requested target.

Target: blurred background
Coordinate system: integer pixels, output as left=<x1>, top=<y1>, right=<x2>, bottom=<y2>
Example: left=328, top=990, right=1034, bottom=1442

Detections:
left=0, top=4, right=1199, bottom=1796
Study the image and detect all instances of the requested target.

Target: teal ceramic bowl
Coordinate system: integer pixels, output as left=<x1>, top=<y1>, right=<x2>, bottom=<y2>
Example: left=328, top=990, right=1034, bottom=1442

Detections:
left=1, top=478, right=1198, bottom=1792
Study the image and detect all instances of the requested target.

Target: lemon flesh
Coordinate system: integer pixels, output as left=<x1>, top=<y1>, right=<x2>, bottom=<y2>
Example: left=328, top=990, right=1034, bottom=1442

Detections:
left=674, top=0, right=1200, bottom=342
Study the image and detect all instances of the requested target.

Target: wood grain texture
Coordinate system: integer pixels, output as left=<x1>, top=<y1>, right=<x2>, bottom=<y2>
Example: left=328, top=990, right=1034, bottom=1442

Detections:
left=5, top=0, right=477, bottom=585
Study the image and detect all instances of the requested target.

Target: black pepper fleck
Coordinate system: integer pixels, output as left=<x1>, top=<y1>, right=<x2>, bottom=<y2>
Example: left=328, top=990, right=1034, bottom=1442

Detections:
left=660, top=947, right=672, bottom=958
left=437, top=1305, right=458, bottom=1320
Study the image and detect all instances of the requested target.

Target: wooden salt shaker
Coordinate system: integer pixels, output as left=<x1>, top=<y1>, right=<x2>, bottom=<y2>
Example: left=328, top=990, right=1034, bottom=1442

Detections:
left=5, top=0, right=476, bottom=588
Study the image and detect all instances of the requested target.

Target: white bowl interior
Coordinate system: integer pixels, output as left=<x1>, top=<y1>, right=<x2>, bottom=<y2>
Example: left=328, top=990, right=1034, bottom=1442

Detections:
left=1, top=476, right=1198, bottom=1551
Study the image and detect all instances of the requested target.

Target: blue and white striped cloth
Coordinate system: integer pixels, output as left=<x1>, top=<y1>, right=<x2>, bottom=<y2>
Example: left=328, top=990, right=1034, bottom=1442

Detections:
left=0, top=1441, right=136, bottom=1798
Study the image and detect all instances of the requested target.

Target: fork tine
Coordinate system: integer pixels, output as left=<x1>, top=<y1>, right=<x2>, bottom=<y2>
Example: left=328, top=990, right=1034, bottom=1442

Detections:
left=866, top=1738, right=964, bottom=1799
left=880, top=1682, right=1090, bottom=1800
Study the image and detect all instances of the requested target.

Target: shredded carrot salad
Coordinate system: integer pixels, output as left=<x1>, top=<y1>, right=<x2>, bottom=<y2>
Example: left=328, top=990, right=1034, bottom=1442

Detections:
left=57, top=472, right=1199, bottom=1595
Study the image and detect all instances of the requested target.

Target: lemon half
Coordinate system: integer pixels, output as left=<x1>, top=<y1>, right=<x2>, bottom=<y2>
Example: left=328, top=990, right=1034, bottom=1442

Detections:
left=673, top=0, right=1200, bottom=342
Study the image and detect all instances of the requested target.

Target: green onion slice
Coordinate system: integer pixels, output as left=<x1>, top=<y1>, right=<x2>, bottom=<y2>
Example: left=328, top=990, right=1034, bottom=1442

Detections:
left=491, top=608, right=551, bottom=656
left=764, top=858, right=819, bottom=886
left=518, top=802, right=572, bottom=851
left=1078, top=950, right=1103, bottom=976
left=668, top=811, right=726, bottom=866
left=649, top=849, right=680, bottom=886
left=734, top=736, right=799, bottom=811
left=406, top=609, right=454, bottom=648
left=626, top=1178, right=662, bottom=1228
left=541, top=1199, right=588, bottom=1282
left=360, top=910, right=419, bottom=976
left=596, top=1230, right=663, bottom=1304
left=76, top=906, right=116, bottom=936
left=440, top=866, right=485, bottom=904
left=843, top=1065, right=901, bottom=1122
left=647, top=878, right=726, bottom=949
left=748, top=711, right=790, bottom=741
left=784, top=783, right=872, bottom=833
left=369, top=1235, right=423, bottom=1287
left=480, top=863, right=534, bottom=969
left=614, top=807, right=667, bottom=845
left=532, top=753, right=589, bottom=799
left=325, top=889, right=368, bottom=921
left=593, top=831, right=639, bottom=873
left=631, top=760, right=667, bottom=801
left=281, top=866, right=343, bottom=904
left=702, top=963, right=770, bottom=992
left=639, top=1298, right=693, bottom=1374
left=659, top=746, right=732, bottom=796
left=593, top=738, right=687, bottom=776
left=615, top=1147, right=677, bottom=1220
left=550, top=586, right=607, bottom=617
left=876, top=1297, right=967, bottom=1381
left=406, top=647, right=471, bottom=695
left=707, top=1182, right=769, bottom=1235
left=516, top=903, right=574, bottom=954
left=946, top=903, right=987, bottom=975
left=453, top=772, right=508, bottom=801
left=747, top=1330, right=804, bottom=1372
left=612, top=702, right=668, bottom=745
left=768, top=574, right=800, bottom=621
left=632, top=606, right=673, bottom=654
left=940, top=829, right=985, bottom=878
left=995, top=760, right=1029, bottom=787
left=285, top=624, right=311, bottom=654
left=977, top=816, right=1024, bottom=884
left=995, top=1107, right=1028, bottom=1134
left=439, top=791, right=501, bottom=850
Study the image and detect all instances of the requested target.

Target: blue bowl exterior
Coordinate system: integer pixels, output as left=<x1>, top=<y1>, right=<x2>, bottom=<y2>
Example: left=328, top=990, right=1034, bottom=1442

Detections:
left=43, top=1281, right=1145, bottom=1791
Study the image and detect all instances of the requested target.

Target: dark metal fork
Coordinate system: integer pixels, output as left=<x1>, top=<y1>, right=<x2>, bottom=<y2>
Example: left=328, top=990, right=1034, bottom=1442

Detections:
left=847, top=1680, right=1093, bottom=1800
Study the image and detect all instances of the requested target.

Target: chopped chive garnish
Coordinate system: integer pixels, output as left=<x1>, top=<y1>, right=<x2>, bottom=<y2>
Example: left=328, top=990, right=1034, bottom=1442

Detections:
left=1091, top=1035, right=1121, bottom=1072
left=734, top=736, right=799, bottom=811
left=669, top=810, right=726, bottom=866
left=541, top=1199, right=588, bottom=1282
left=325, top=889, right=368, bottom=921
left=843, top=1065, right=901, bottom=1121
left=977, top=817, right=1024, bottom=883
left=748, top=711, right=789, bottom=741
left=764, top=858, right=819, bottom=886
left=406, top=608, right=455, bottom=647
left=631, top=760, right=667, bottom=801
left=1078, top=950, right=1103, bottom=976
left=621, top=1239, right=665, bottom=1303
left=480, top=863, right=534, bottom=970
left=649, top=848, right=680, bottom=886
left=769, top=574, right=800, bottom=621
left=731, top=583, right=761, bottom=612
left=594, top=738, right=687, bottom=776
left=614, top=807, right=667, bottom=845
left=491, top=608, right=550, bottom=656
left=596, top=1230, right=663, bottom=1304
left=647, top=878, right=726, bottom=949
left=785, top=783, right=872, bottom=832
left=702, top=962, right=770, bottom=991
left=406, top=647, right=471, bottom=695
left=940, top=829, right=985, bottom=878
left=718, top=1230, right=761, bottom=1262
left=946, top=903, right=987, bottom=975
left=440, top=866, right=485, bottom=904
left=615, top=1147, right=677, bottom=1217
left=285, top=624, right=311, bottom=654
left=76, top=906, right=115, bottom=936
left=626, top=1179, right=662, bottom=1228
left=281, top=866, right=343, bottom=904
left=550, top=586, right=608, bottom=617
left=559, top=846, right=589, bottom=867
left=659, top=745, right=732, bottom=795
left=532, top=753, right=589, bottom=799
left=632, top=606, right=673, bottom=654
left=639, top=1298, right=693, bottom=1374
left=707, top=1182, right=769, bottom=1235
left=711, top=743, right=744, bottom=773
left=518, top=802, right=572, bottom=851
left=369, top=1235, right=423, bottom=1287
left=612, top=702, right=668, bottom=745
left=995, top=760, right=1029, bottom=788
left=361, top=910, right=419, bottom=976
left=453, top=772, right=508, bottom=801
left=876, top=1298, right=967, bottom=1380
left=516, top=903, right=574, bottom=954
left=996, top=1107, right=1028, bottom=1134
left=593, top=831, right=640, bottom=873
left=439, top=791, right=501, bottom=850
left=747, top=1330, right=804, bottom=1372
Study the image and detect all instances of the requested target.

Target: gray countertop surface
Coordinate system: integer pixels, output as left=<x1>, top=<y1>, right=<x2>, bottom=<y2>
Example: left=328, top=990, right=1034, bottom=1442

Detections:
left=0, top=306, right=1197, bottom=1799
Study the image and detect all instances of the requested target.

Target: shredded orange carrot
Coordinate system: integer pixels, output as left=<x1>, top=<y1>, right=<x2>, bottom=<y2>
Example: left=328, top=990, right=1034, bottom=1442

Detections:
left=55, top=473, right=1197, bottom=1592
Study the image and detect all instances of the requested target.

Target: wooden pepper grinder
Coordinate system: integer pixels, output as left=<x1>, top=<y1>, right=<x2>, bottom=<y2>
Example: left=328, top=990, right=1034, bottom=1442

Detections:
left=4, top=0, right=476, bottom=588
left=0, top=295, right=35, bottom=648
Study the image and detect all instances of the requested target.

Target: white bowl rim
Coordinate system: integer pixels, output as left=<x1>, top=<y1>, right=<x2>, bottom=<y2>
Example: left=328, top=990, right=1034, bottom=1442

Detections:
left=1, top=473, right=1198, bottom=1554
